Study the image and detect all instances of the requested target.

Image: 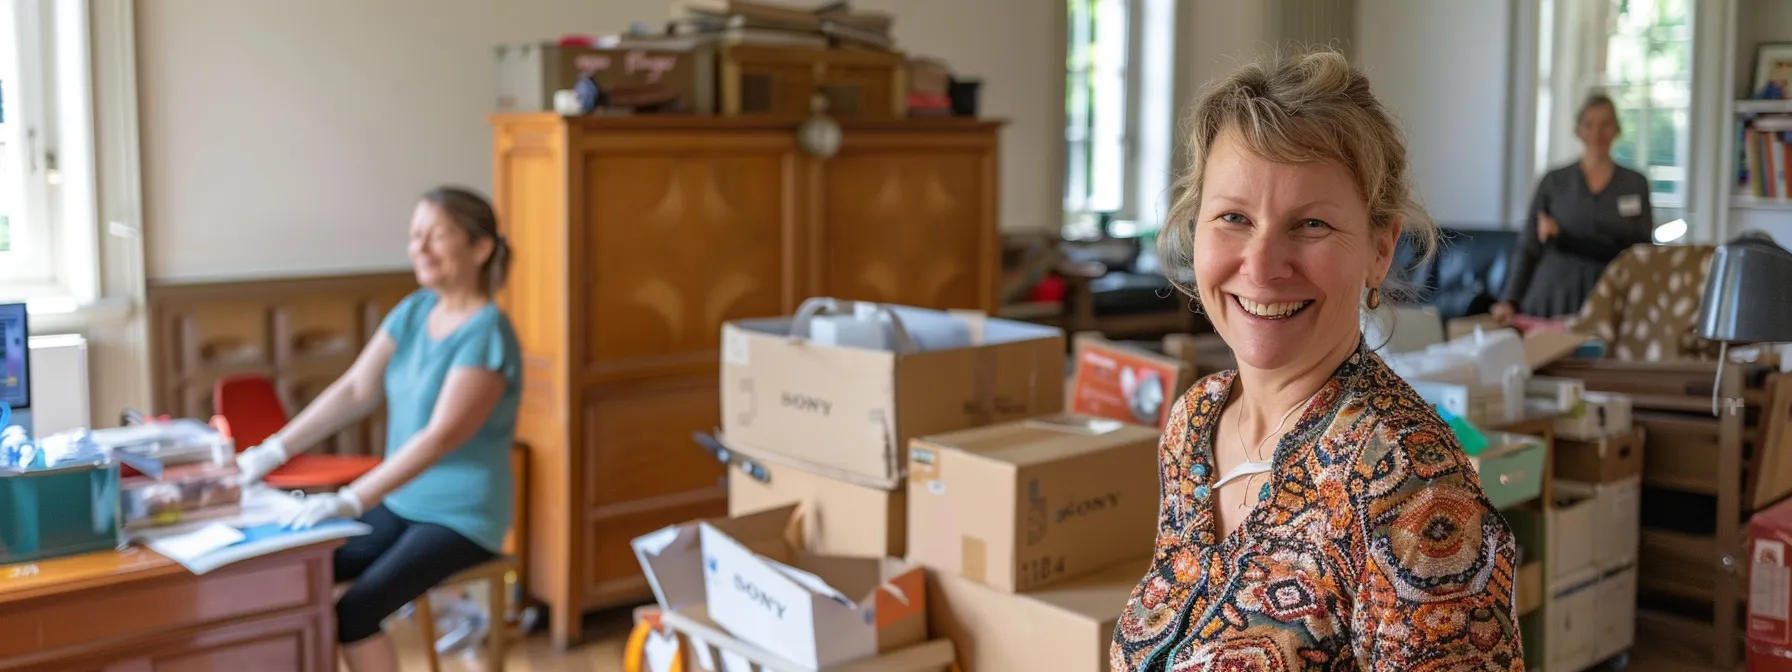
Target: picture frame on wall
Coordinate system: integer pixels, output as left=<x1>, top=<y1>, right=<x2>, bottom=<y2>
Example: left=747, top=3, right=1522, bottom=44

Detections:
left=1754, top=42, right=1792, bottom=100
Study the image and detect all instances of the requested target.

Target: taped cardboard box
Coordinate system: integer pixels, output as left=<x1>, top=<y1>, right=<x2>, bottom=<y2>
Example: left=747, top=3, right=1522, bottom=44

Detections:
left=726, top=440, right=907, bottom=558
left=720, top=310, right=1065, bottom=490
left=926, top=559, right=1147, bottom=672
left=633, top=505, right=927, bottom=670
left=907, top=415, right=1159, bottom=593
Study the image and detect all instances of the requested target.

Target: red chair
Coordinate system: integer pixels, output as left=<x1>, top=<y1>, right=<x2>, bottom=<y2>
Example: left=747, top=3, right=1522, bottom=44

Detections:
left=213, top=374, right=381, bottom=491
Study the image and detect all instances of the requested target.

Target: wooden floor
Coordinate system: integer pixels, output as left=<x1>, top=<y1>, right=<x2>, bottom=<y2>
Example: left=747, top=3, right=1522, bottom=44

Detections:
left=387, top=604, right=1739, bottom=672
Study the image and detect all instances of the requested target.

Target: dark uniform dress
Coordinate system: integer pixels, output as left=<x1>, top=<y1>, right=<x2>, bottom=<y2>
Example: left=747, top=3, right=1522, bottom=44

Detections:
left=1500, top=162, right=1655, bottom=318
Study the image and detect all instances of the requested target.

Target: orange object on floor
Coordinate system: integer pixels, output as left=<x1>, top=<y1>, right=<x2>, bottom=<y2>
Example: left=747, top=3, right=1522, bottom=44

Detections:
left=213, top=374, right=380, bottom=490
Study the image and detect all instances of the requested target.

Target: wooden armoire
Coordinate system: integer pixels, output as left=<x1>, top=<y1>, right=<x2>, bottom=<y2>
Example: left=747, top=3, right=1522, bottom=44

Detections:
left=489, top=113, right=1003, bottom=647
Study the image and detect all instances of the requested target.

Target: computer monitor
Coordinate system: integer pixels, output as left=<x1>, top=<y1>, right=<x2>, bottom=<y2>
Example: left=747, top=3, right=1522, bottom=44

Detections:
left=0, top=302, right=29, bottom=413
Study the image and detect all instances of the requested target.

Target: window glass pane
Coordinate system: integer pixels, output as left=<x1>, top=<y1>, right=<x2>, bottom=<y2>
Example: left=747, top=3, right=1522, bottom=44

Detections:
left=1087, top=0, right=1128, bottom=213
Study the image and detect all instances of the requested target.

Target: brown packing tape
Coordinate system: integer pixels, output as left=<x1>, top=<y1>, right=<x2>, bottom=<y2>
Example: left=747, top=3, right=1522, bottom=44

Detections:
left=961, top=536, right=987, bottom=583
left=910, top=445, right=941, bottom=487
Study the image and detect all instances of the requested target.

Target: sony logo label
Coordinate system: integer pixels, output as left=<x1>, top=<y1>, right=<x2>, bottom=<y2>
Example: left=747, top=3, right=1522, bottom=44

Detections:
left=1055, top=492, right=1122, bottom=524
left=781, top=392, right=832, bottom=416
left=733, top=573, right=787, bottom=619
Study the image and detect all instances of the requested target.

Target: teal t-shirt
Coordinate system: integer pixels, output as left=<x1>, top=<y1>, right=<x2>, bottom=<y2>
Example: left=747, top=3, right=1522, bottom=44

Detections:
left=378, top=290, right=521, bottom=552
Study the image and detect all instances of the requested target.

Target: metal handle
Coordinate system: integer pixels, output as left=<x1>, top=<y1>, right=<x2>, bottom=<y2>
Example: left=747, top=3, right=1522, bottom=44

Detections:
left=1499, top=473, right=1513, bottom=486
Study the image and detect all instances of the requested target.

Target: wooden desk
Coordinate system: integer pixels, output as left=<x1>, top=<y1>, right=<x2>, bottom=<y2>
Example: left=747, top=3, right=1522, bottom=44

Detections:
left=0, top=541, right=340, bottom=671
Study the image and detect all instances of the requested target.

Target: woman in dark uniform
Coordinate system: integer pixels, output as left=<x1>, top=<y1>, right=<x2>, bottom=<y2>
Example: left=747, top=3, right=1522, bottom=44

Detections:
left=1492, top=93, right=1654, bottom=322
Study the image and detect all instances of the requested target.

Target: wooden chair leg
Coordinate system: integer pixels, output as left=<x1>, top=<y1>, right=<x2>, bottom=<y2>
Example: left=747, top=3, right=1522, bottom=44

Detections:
left=414, top=593, right=442, bottom=672
left=486, top=572, right=511, bottom=671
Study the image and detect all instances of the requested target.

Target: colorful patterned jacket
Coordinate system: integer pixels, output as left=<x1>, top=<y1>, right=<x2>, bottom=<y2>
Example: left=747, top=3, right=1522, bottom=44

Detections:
left=1110, top=345, right=1524, bottom=671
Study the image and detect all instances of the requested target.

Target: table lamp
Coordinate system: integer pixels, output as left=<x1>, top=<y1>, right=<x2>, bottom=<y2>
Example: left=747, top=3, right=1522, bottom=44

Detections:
left=1695, top=231, right=1792, bottom=415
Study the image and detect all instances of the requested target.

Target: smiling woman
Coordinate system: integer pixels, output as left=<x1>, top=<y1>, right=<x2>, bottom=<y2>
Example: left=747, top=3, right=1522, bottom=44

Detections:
left=1111, top=49, right=1523, bottom=671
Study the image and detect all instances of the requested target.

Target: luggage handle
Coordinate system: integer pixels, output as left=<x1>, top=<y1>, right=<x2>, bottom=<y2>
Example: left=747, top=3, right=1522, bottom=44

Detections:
left=788, top=297, right=921, bottom=354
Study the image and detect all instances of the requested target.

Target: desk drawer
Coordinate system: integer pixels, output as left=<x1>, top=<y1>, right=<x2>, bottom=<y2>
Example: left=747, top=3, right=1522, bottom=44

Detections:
left=1475, top=442, right=1547, bottom=510
left=0, top=551, right=322, bottom=660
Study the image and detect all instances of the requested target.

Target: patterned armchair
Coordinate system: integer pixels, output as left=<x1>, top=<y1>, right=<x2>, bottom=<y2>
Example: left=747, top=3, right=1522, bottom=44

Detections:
left=1565, top=243, right=1722, bottom=362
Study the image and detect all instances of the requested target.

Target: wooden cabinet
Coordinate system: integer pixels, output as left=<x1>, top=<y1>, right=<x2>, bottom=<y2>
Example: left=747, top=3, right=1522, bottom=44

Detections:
left=490, top=113, right=1001, bottom=647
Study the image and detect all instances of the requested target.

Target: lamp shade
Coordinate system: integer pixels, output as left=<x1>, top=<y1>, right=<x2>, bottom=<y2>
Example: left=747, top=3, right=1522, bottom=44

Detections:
left=1696, top=231, right=1792, bottom=343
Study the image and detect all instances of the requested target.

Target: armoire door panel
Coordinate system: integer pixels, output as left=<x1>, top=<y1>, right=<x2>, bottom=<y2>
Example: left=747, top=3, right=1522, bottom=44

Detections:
left=821, top=147, right=991, bottom=310
left=581, top=377, right=726, bottom=510
left=579, top=146, right=800, bottom=381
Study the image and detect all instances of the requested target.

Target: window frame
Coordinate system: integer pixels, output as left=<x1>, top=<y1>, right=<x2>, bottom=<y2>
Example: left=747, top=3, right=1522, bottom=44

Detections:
left=1599, top=6, right=1694, bottom=209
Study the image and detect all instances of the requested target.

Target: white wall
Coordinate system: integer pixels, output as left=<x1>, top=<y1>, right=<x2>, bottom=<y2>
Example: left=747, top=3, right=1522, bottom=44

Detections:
left=134, top=0, right=1064, bottom=282
left=136, top=0, right=669, bottom=282
left=1355, top=0, right=1515, bottom=228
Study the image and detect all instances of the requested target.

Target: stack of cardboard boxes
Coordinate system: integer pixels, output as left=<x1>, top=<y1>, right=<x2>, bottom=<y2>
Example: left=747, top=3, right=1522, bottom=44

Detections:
left=631, top=302, right=1170, bottom=670
left=1531, top=375, right=1643, bottom=672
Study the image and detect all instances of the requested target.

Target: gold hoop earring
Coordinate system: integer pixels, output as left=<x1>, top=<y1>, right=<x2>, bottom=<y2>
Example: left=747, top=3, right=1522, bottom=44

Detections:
left=1366, top=286, right=1382, bottom=309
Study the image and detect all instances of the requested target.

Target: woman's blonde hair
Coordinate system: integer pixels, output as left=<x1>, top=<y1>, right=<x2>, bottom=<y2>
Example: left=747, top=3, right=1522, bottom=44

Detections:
left=1158, top=48, right=1437, bottom=305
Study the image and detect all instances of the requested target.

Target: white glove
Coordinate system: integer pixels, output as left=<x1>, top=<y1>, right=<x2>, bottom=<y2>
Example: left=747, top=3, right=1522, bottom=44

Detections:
left=281, top=489, right=364, bottom=530
left=236, top=436, right=290, bottom=485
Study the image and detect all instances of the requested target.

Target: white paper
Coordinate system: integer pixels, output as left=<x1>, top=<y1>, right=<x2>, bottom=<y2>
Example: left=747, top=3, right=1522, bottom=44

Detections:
left=146, top=523, right=245, bottom=561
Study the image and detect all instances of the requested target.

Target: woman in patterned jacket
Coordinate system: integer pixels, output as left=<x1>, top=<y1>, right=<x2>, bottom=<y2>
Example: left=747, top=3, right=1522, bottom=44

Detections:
left=1111, top=50, right=1523, bottom=671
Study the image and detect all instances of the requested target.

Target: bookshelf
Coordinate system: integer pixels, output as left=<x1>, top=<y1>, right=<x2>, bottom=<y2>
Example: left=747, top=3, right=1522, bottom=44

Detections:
left=1718, top=0, right=1792, bottom=246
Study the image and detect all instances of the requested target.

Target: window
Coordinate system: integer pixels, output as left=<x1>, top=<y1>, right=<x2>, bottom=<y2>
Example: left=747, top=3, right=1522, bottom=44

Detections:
left=1602, top=0, right=1693, bottom=205
left=0, top=0, right=100, bottom=304
left=1063, top=0, right=1175, bottom=239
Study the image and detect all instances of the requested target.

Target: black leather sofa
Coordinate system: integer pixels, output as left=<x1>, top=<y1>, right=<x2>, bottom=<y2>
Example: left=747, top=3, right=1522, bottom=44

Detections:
left=1390, top=227, right=1521, bottom=323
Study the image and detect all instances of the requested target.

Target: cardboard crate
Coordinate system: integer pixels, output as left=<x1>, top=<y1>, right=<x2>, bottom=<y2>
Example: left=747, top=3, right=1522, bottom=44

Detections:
left=633, top=505, right=926, bottom=669
left=720, top=307, right=1064, bottom=489
left=1554, top=428, right=1645, bottom=484
left=906, top=415, right=1159, bottom=593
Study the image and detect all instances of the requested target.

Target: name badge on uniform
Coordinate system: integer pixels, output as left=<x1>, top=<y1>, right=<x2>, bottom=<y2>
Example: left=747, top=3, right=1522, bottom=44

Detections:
left=1618, top=194, right=1643, bottom=216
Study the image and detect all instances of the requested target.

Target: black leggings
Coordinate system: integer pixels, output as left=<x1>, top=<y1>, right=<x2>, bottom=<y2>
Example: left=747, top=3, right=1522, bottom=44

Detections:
left=333, top=504, right=494, bottom=644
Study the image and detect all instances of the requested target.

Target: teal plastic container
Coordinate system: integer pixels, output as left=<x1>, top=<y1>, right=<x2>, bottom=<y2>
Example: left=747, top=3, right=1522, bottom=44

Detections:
left=0, top=460, right=123, bottom=564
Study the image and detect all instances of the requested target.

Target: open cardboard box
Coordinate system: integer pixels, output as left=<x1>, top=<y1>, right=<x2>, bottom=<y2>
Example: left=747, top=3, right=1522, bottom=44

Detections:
left=632, top=505, right=927, bottom=670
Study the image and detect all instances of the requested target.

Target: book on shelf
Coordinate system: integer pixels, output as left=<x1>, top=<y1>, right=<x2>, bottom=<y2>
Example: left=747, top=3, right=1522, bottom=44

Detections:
left=1741, top=117, right=1792, bottom=200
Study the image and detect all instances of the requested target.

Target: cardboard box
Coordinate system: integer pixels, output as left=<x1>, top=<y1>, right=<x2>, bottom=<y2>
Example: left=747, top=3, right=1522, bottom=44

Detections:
left=659, top=605, right=958, bottom=672
left=1555, top=391, right=1633, bottom=440
left=1594, top=564, right=1638, bottom=663
left=632, top=505, right=927, bottom=669
left=727, top=442, right=907, bottom=558
left=720, top=309, right=1065, bottom=489
left=907, top=415, right=1159, bottom=592
left=1554, top=428, right=1645, bottom=484
left=1517, top=561, right=1543, bottom=616
left=1067, top=333, right=1196, bottom=429
left=1547, top=565, right=1601, bottom=672
left=1548, top=485, right=1599, bottom=580
left=926, top=559, right=1146, bottom=672
left=494, top=40, right=717, bottom=113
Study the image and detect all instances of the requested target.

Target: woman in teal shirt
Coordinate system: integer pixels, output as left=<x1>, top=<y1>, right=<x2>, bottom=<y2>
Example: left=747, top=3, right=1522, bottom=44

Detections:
left=235, top=186, right=522, bottom=672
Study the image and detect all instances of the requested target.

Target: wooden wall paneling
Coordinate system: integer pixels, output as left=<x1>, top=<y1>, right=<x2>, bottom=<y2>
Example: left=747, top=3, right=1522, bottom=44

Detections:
left=147, top=273, right=416, bottom=457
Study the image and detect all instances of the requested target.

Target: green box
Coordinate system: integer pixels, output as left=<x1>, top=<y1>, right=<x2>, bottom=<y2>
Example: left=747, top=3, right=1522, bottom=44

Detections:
left=0, top=461, right=123, bottom=564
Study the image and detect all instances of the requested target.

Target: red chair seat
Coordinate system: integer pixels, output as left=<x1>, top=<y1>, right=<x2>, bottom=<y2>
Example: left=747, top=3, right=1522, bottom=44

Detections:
left=215, top=374, right=381, bottom=491
left=265, top=453, right=382, bottom=490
